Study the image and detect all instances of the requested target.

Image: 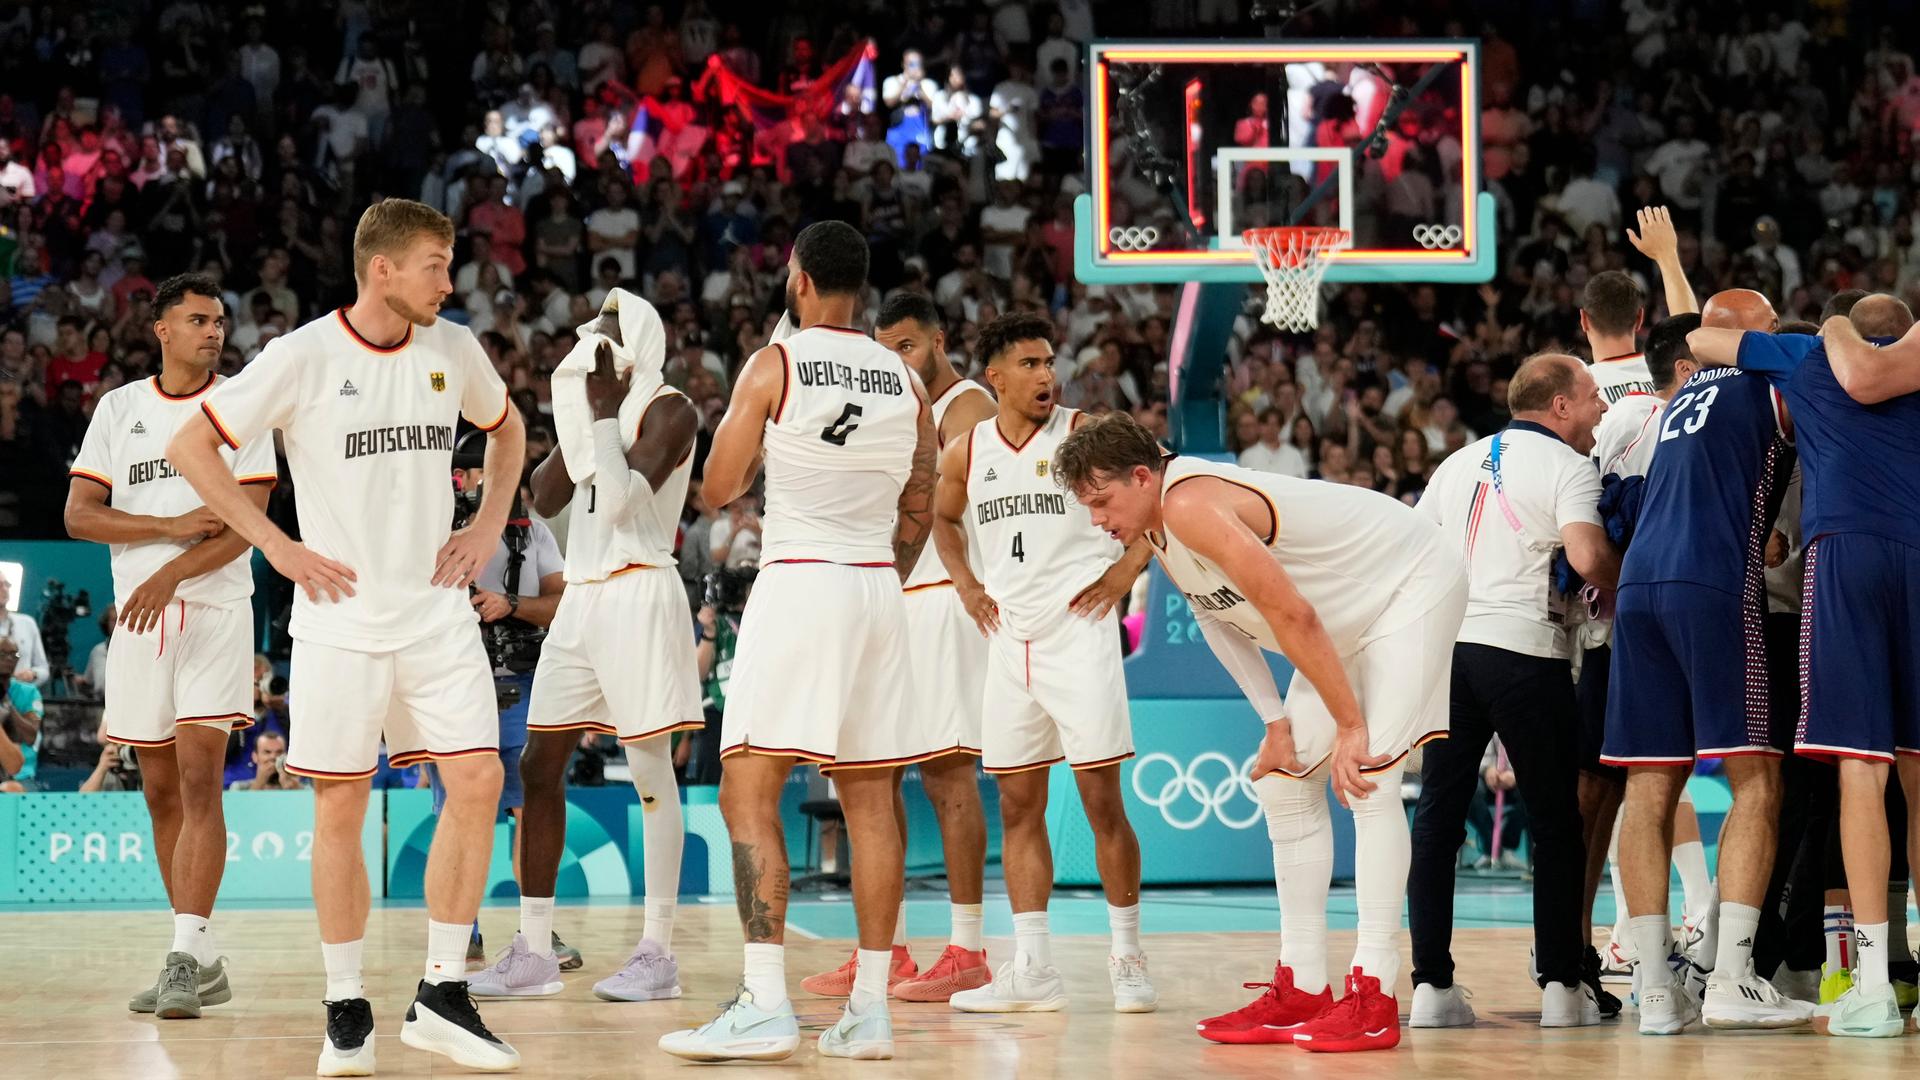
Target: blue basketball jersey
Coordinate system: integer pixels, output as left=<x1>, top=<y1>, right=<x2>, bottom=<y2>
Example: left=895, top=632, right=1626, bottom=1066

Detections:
left=1619, top=366, right=1792, bottom=598
left=1737, top=332, right=1920, bottom=544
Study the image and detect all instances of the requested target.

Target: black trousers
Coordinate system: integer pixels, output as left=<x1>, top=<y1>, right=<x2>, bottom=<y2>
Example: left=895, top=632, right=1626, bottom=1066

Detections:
left=1411, top=643, right=1588, bottom=988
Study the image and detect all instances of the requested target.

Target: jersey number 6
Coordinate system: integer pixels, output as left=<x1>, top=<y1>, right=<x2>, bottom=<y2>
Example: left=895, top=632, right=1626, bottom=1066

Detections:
left=820, top=402, right=864, bottom=446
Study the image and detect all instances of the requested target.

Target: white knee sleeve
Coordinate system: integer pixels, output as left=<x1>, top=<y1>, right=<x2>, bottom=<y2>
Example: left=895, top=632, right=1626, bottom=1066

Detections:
left=625, top=740, right=685, bottom=902
left=1257, top=771, right=1333, bottom=993
left=1346, top=762, right=1410, bottom=988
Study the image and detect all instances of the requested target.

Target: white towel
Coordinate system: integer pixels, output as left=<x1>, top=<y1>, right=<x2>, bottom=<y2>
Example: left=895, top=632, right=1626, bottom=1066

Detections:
left=552, top=287, right=667, bottom=484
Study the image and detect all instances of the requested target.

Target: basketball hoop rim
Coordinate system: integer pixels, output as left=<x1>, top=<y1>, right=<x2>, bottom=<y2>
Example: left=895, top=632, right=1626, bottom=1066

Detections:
left=1241, top=226, right=1353, bottom=269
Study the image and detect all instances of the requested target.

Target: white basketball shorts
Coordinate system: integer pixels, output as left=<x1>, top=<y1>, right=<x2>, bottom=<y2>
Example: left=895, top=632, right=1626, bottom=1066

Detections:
left=1272, top=575, right=1468, bottom=780
left=720, top=562, right=917, bottom=770
left=528, top=566, right=703, bottom=743
left=103, top=599, right=255, bottom=747
left=981, top=609, right=1133, bottom=774
left=902, top=582, right=987, bottom=762
left=286, top=627, right=498, bottom=780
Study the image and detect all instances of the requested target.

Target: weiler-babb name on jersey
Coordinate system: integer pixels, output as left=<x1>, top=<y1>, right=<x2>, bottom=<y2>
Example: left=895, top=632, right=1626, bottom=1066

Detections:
left=976, top=491, right=1068, bottom=525
left=795, top=360, right=904, bottom=396
left=127, top=457, right=183, bottom=486
left=344, top=423, right=455, bottom=460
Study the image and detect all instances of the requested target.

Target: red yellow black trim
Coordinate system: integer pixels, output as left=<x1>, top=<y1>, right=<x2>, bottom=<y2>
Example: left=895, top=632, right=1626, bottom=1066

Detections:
left=903, top=580, right=953, bottom=594
left=387, top=746, right=502, bottom=768
left=335, top=308, right=413, bottom=354
left=994, top=416, right=1044, bottom=454
left=69, top=468, right=112, bottom=489
left=1069, top=751, right=1134, bottom=772
left=821, top=745, right=984, bottom=772
left=529, top=720, right=620, bottom=737
left=202, top=402, right=240, bottom=450
left=771, top=342, right=792, bottom=423
left=153, top=373, right=218, bottom=401
left=475, top=389, right=511, bottom=433
left=1165, top=474, right=1279, bottom=545
left=617, top=719, right=707, bottom=745
left=284, top=763, right=380, bottom=781
left=178, top=712, right=255, bottom=731
left=238, top=473, right=278, bottom=487
left=984, top=754, right=1066, bottom=776
left=815, top=325, right=868, bottom=336
left=606, top=562, right=660, bottom=579
left=106, top=733, right=177, bottom=748
left=1359, top=730, right=1448, bottom=775
left=720, top=740, right=834, bottom=765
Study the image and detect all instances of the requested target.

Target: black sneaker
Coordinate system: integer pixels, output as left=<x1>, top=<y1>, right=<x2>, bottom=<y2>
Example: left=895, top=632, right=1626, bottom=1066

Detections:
left=466, top=930, right=487, bottom=970
left=1583, top=946, right=1622, bottom=1019
left=553, top=932, right=584, bottom=971
left=318, top=998, right=376, bottom=1076
left=399, top=979, right=521, bottom=1071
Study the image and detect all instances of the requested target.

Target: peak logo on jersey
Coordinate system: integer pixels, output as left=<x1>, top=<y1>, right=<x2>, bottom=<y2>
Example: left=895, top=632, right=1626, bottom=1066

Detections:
left=344, top=423, right=454, bottom=460
left=339, top=380, right=359, bottom=398
left=130, top=421, right=146, bottom=435
left=1036, top=459, right=1049, bottom=477
left=985, top=468, right=998, bottom=481
left=430, top=371, right=446, bottom=392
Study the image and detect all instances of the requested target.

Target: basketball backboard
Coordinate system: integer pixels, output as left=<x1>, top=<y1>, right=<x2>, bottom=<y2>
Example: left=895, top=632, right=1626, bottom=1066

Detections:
left=1075, top=39, right=1495, bottom=286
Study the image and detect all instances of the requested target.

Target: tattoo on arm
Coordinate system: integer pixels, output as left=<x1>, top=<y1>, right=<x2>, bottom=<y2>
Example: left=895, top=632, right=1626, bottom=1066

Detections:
left=731, top=841, right=786, bottom=942
left=892, top=408, right=939, bottom=579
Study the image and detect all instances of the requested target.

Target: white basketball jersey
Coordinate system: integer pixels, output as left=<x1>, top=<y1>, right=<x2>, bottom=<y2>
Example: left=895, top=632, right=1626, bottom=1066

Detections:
left=903, top=378, right=992, bottom=590
left=1591, top=390, right=1664, bottom=479
left=69, top=375, right=277, bottom=607
left=561, top=384, right=695, bottom=583
left=759, top=325, right=922, bottom=565
left=1153, top=456, right=1462, bottom=655
left=1589, top=353, right=1655, bottom=405
left=966, top=406, right=1121, bottom=638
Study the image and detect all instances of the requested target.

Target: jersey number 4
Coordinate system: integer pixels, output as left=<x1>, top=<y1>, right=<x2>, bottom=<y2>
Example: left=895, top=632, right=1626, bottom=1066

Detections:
left=1659, top=385, right=1718, bottom=442
left=819, top=402, right=864, bottom=446
left=1011, top=532, right=1025, bottom=563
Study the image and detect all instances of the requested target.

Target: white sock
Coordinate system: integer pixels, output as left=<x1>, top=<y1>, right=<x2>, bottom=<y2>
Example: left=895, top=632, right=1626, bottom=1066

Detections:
left=1107, top=903, right=1141, bottom=958
left=644, top=897, right=676, bottom=951
left=1629, top=915, right=1673, bottom=987
left=1889, top=885, right=1913, bottom=965
left=521, top=896, right=555, bottom=957
left=851, top=948, right=892, bottom=1012
left=743, top=942, right=787, bottom=1006
left=627, top=740, right=685, bottom=946
left=171, top=913, right=215, bottom=966
left=425, top=919, right=471, bottom=984
left=1012, top=910, right=1052, bottom=968
left=1858, top=922, right=1891, bottom=989
left=1673, top=839, right=1713, bottom=922
left=1256, top=772, right=1332, bottom=994
left=1825, top=905, right=1853, bottom=970
left=950, top=903, right=984, bottom=951
left=1347, top=762, right=1410, bottom=989
left=893, top=900, right=909, bottom=948
left=1607, top=813, right=1629, bottom=946
left=1691, top=887, right=1720, bottom=967
left=322, top=939, right=365, bottom=1001
left=1714, top=901, right=1761, bottom=976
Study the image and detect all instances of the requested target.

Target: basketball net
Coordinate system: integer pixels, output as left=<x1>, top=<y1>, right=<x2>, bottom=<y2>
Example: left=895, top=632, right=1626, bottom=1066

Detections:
left=1243, top=226, right=1351, bottom=333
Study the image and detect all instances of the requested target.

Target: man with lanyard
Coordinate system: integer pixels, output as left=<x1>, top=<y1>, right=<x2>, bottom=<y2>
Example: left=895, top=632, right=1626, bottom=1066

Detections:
left=1409, top=353, right=1622, bottom=1028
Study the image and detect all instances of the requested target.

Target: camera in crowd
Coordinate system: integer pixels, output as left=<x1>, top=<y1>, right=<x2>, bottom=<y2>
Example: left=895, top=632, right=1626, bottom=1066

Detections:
left=39, top=579, right=90, bottom=684
left=703, top=567, right=757, bottom=615
left=452, top=434, right=546, bottom=683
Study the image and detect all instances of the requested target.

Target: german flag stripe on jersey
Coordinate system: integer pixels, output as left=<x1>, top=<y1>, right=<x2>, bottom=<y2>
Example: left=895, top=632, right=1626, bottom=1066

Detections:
left=178, top=713, right=255, bottom=730
left=202, top=402, right=241, bottom=450
left=771, top=342, right=792, bottom=423
left=476, top=388, right=511, bottom=432
left=238, top=473, right=278, bottom=487
left=386, top=746, right=501, bottom=768
left=615, top=720, right=707, bottom=745
left=284, top=763, right=380, bottom=781
left=820, top=745, right=982, bottom=772
left=69, top=468, right=112, bottom=489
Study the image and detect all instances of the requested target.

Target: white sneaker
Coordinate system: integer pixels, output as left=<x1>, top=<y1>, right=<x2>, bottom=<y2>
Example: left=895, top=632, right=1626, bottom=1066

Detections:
left=1598, top=935, right=1634, bottom=984
left=818, top=998, right=894, bottom=1059
left=1684, top=908, right=1717, bottom=973
left=1409, top=983, right=1476, bottom=1028
left=398, top=980, right=521, bottom=1072
left=1540, top=981, right=1601, bottom=1027
left=317, top=998, right=376, bottom=1077
left=658, top=987, right=801, bottom=1062
left=1634, top=965, right=1699, bottom=1035
left=1702, top=964, right=1815, bottom=1030
left=1109, top=954, right=1158, bottom=1013
left=950, top=955, right=1067, bottom=1012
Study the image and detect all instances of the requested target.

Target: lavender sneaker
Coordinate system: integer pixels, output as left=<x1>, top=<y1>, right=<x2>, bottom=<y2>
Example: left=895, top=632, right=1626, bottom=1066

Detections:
left=593, top=940, right=683, bottom=1002
left=466, top=932, right=564, bottom=999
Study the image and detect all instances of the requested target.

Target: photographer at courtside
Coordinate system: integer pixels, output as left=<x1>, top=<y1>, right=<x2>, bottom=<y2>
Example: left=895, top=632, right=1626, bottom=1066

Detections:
left=436, top=430, right=570, bottom=965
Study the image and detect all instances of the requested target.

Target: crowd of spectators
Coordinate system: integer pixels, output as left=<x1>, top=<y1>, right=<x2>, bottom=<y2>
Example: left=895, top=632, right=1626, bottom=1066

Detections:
left=0, top=1, right=1907, bottom=617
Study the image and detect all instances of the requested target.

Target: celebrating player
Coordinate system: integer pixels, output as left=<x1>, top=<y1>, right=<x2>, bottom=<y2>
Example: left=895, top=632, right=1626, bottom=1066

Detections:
left=796, top=292, right=999, bottom=1002
left=931, top=313, right=1157, bottom=1015
left=168, top=199, right=526, bottom=1074
left=65, top=273, right=276, bottom=1019
left=658, top=220, right=937, bottom=1062
left=469, top=289, right=704, bottom=1003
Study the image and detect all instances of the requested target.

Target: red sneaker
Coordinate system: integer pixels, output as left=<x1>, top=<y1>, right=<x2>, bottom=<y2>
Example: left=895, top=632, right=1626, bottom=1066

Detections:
left=892, top=944, right=992, bottom=1002
left=1196, top=962, right=1335, bottom=1044
left=799, top=945, right=918, bottom=997
left=1292, top=968, right=1401, bottom=1053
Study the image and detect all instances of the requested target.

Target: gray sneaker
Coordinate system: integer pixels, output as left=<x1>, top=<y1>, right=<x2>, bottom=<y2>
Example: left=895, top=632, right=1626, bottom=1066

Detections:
left=129, top=955, right=231, bottom=1014
left=553, top=932, right=584, bottom=971
left=593, top=940, right=683, bottom=1001
left=154, top=952, right=204, bottom=1019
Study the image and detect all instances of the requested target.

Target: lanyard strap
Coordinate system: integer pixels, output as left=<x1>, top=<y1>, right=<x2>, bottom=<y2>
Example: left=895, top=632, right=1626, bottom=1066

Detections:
left=1487, top=433, right=1526, bottom=534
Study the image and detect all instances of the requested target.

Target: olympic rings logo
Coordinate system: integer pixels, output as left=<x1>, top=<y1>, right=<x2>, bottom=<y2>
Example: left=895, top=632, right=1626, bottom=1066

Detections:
left=1107, top=226, right=1162, bottom=252
left=1412, top=224, right=1464, bottom=250
left=1129, top=751, right=1263, bottom=831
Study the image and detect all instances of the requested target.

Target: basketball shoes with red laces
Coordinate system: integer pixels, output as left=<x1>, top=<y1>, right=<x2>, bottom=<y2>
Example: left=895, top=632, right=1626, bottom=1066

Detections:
left=1195, top=962, right=1334, bottom=1044
left=1292, top=968, right=1401, bottom=1053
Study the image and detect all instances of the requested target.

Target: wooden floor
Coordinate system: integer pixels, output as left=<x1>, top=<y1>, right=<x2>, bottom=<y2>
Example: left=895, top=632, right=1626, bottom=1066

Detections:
left=2, top=903, right=1913, bottom=1078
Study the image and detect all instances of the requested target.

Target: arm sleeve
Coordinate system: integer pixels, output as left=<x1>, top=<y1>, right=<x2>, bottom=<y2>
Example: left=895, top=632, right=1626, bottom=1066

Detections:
left=1195, top=609, right=1287, bottom=723
left=232, top=430, right=278, bottom=486
left=201, top=339, right=300, bottom=449
left=585, top=418, right=654, bottom=522
left=69, top=395, right=115, bottom=489
left=1735, top=331, right=1818, bottom=377
left=1552, top=455, right=1606, bottom=532
left=459, top=332, right=512, bottom=431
